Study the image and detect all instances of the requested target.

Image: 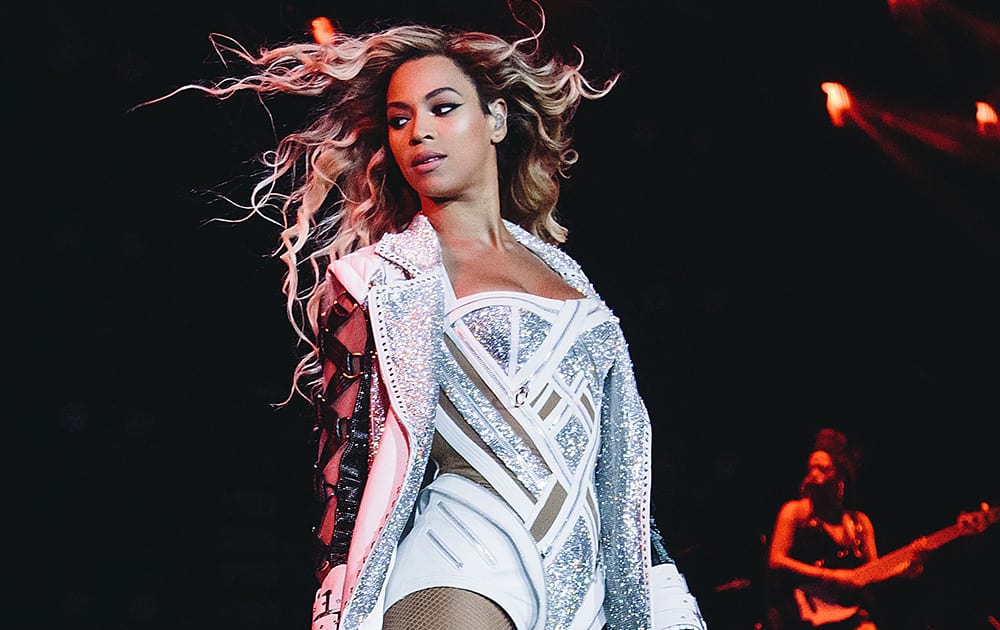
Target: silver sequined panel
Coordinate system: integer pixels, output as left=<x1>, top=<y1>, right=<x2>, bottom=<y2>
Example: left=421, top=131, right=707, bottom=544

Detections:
left=516, top=309, right=551, bottom=370
left=554, top=416, right=588, bottom=473
left=556, top=320, right=619, bottom=413
left=459, top=305, right=512, bottom=371
left=343, top=274, right=443, bottom=627
left=595, top=328, right=654, bottom=628
left=544, top=516, right=597, bottom=630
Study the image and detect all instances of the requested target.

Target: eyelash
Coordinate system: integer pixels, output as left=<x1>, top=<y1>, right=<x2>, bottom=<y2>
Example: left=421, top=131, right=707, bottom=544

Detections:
left=388, top=102, right=460, bottom=130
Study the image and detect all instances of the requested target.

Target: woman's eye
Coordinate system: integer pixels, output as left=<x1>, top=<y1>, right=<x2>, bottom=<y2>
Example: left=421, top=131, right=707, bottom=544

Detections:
left=387, top=116, right=410, bottom=130
left=432, top=102, right=459, bottom=116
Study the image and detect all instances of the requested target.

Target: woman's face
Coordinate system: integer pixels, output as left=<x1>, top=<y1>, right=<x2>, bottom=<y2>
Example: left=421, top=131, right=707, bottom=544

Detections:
left=385, top=55, right=504, bottom=203
left=805, top=450, right=837, bottom=486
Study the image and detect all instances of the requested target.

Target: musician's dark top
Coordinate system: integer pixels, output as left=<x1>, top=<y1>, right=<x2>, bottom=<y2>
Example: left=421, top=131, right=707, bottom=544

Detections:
left=767, top=511, right=874, bottom=630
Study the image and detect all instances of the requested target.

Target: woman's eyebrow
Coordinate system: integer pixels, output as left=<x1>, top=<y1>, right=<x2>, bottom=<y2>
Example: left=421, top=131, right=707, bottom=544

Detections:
left=425, top=86, right=462, bottom=100
left=387, top=86, right=463, bottom=110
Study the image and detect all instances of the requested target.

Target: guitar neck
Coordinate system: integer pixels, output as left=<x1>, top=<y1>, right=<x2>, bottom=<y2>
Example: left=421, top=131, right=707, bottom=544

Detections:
left=855, top=506, right=998, bottom=587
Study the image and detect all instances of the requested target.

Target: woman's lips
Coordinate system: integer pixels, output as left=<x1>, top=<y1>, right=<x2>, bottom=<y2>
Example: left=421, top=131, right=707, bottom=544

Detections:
left=411, top=152, right=445, bottom=174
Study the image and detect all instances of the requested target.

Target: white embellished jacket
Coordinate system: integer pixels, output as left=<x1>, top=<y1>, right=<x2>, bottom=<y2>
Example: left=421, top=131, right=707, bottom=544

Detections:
left=309, top=213, right=705, bottom=630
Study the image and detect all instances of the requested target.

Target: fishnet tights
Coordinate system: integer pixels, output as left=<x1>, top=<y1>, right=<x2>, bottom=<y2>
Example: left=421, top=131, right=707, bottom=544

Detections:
left=383, top=586, right=516, bottom=630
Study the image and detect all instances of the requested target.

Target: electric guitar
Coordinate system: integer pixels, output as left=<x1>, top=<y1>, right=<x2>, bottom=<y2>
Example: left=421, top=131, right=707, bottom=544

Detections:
left=793, top=504, right=998, bottom=627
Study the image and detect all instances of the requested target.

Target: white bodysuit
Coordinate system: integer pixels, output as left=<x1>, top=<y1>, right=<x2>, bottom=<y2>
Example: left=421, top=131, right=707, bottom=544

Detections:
left=384, top=288, right=616, bottom=630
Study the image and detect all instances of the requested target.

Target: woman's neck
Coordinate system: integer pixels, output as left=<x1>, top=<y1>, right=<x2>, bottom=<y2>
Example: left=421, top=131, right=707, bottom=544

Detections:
left=809, top=498, right=845, bottom=524
left=422, top=199, right=510, bottom=251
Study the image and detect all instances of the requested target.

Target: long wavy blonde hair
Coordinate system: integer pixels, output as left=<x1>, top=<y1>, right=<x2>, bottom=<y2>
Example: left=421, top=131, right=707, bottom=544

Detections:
left=146, top=13, right=617, bottom=403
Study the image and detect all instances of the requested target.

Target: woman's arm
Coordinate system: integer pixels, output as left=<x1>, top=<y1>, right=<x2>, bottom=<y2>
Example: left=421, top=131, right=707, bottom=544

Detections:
left=311, top=262, right=379, bottom=629
left=856, top=511, right=878, bottom=563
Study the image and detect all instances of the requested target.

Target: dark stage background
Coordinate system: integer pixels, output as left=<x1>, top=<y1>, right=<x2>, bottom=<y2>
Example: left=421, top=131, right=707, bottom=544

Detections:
left=34, top=0, right=998, bottom=628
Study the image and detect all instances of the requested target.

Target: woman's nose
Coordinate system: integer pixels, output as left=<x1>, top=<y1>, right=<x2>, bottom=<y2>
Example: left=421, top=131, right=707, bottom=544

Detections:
left=409, top=113, right=433, bottom=144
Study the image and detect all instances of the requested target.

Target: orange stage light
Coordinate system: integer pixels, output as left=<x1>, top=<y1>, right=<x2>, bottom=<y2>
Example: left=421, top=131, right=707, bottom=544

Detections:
left=312, top=17, right=336, bottom=44
left=821, top=82, right=852, bottom=127
left=975, top=102, right=998, bottom=137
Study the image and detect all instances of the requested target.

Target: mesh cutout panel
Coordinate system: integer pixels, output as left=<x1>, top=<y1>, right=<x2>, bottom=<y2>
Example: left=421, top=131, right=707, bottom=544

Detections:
left=383, top=587, right=516, bottom=630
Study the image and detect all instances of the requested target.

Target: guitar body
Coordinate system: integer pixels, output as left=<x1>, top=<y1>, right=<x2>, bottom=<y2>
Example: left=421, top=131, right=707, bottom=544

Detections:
left=767, top=568, right=867, bottom=629
left=766, top=549, right=869, bottom=628
left=792, top=582, right=860, bottom=627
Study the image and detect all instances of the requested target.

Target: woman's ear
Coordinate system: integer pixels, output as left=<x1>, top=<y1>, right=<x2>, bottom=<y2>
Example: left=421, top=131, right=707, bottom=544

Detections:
left=489, top=99, right=508, bottom=142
